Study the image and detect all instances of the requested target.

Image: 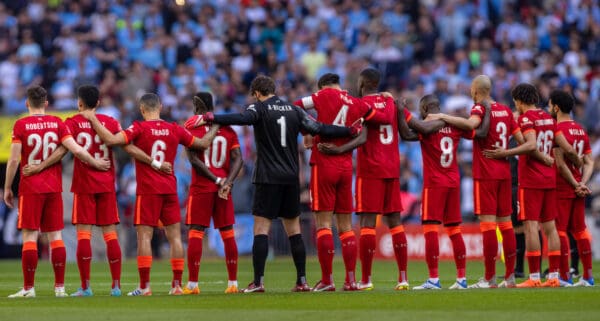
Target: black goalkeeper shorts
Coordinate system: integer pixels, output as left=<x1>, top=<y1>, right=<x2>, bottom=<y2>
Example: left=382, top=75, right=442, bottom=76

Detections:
left=252, top=183, right=300, bottom=220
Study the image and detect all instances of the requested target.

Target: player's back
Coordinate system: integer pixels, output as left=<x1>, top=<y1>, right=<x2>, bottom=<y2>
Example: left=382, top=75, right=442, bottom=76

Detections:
left=357, top=94, right=399, bottom=178
left=252, top=96, right=303, bottom=184
left=556, top=120, right=590, bottom=195
left=420, top=125, right=472, bottom=188
left=518, top=109, right=556, bottom=188
left=12, top=114, right=71, bottom=195
left=66, top=113, right=119, bottom=194
left=189, top=125, right=239, bottom=193
left=472, top=102, right=519, bottom=180
left=307, top=88, right=368, bottom=168
left=124, top=119, right=194, bottom=194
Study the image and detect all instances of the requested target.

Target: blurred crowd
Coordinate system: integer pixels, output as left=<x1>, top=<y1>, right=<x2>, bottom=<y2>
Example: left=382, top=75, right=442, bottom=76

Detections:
left=1, top=0, right=600, bottom=223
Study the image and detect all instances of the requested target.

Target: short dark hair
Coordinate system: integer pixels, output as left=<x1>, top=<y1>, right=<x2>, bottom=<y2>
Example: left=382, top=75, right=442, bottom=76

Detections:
left=77, top=85, right=100, bottom=109
left=549, top=90, right=574, bottom=114
left=359, top=68, right=381, bottom=90
left=317, top=73, right=340, bottom=89
left=139, top=93, right=161, bottom=111
left=26, top=86, right=47, bottom=108
left=250, top=75, right=276, bottom=96
left=193, top=92, right=214, bottom=113
left=511, top=83, right=539, bottom=105
left=419, top=94, right=440, bottom=110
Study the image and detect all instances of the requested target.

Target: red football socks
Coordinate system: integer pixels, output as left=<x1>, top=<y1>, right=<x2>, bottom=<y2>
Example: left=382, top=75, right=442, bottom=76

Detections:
left=558, top=231, right=571, bottom=280
left=480, top=222, right=497, bottom=280
left=220, top=229, right=238, bottom=281
left=423, top=225, right=439, bottom=279
left=339, top=231, right=357, bottom=284
left=359, top=228, right=376, bottom=284
left=187, top=230, right=204, bottom=283
left=50, top=240, right=66, bottom=288
left=498, top=221, right=516, bottom=279
left=574, top=230, right=593, bottom=280
left=316, top=228, right=334, bottom=284
left=447, top=226, right=466, bottom=279
left=22, top=241, right=38, bottom=290
left=390, top=225, right=408, bottom=283
left=171, top=258, right=184, bottom=288
left=76, top=231, right=92, bottom=289
left=103, top=232, right=122, bottom=289
left=526, top=250, right=541, bottom=275
left=137, top=255, right=152, bottom=289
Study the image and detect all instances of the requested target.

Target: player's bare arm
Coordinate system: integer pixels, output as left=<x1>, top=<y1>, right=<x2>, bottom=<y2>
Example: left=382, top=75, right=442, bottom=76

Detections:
left=474, top=100, right=491, bottom=138
left=219, top=147, right=243, bottom=200
left=483, top=128, right=537, bottom=159
left=577, top=153, right=594, bottom=197
left=3, top=143, right=21, bottom=208
left=429, top=113, right=481, bottom=131
left=529, top=142, right=555, bottom=166
left=303, top=135, right=314, bottom=148
left=397, top=104, right=419, bottom=141
left=513, top=130, right=525, bottom=145
left=80, top=109, right=127, bottom=146
left=555, top=133, right=583, bottom=168
left=318, top=126, right=368, bottom=155
left=186, top=147, right=220, bottom=184
left=22, top=145, right=68, bottom=176
left=123, top=144, right=172, bottom=174
left=62, top=137, right=111, bottom=171
left=189, top=124, right=220, bottom=150
left=554, top=147, right=580, bottom=188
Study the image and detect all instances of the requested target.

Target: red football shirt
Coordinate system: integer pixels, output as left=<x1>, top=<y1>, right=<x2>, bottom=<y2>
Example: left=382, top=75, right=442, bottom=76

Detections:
left=123, top=120, right=195, bottom=195
left=356, top=96, right=407, bottom=178
left=555, top=120, right=591, bottom=197
left=420, top=125, right=474, bottom=188
left=517, top=109, right=557, bottom=189
left=65, top=114, right=121, bottom=194
left=471, top=102, right=520, bottom=179
left=11, top=114, right=72, bottom=195
left=295, top=87, right=375, bottom=169
left=188, top=125, right=240, bottom=193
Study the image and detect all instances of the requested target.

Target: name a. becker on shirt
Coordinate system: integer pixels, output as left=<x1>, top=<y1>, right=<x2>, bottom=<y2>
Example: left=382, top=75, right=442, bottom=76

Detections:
left=267, top=104, right=292, bottom=111
left=25, top=122, right=59, bottom=130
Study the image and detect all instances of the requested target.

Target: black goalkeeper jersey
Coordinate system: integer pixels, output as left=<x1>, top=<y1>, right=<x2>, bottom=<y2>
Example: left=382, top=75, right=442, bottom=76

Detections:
left=213, top=95, right=352, bottom=184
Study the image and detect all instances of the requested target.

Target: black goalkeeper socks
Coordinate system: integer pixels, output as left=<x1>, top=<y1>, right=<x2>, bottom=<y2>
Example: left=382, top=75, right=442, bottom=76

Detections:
left=288, top=233, right=307, bottom=285
left=252, top=234, right=269, bottom=286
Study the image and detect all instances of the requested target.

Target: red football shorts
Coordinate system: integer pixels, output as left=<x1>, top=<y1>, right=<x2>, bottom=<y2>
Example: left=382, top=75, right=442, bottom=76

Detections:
left=555, top=196, right=587, bottom=233
left=18, top=193, right=64, bottom=232
left=310, top=165, right=353, bottom=214
left=518, top=188, right=557, bottom=223
left=356, top=177, right=403, bottom=214
left=473, top=179, right=512, bottom=217
left=185, top=192, right=234, bottom=228
left=421, top=186, right=462, bottom=225
left=134, top=194, right=181, bottom=226
left=72, top=193, right=120, bottom=226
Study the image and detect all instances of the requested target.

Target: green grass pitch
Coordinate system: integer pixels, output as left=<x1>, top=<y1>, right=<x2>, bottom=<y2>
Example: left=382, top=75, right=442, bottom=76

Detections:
left=0, top=257, right=598, bottom=321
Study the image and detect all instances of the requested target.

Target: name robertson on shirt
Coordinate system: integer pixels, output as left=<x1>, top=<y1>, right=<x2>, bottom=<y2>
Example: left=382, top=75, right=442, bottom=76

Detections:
left=25, top=122, right=58, bottom=130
